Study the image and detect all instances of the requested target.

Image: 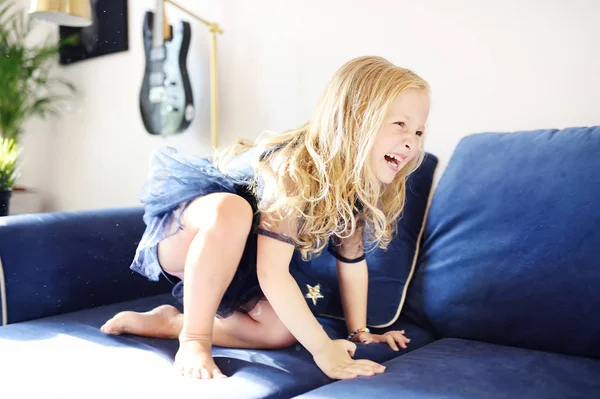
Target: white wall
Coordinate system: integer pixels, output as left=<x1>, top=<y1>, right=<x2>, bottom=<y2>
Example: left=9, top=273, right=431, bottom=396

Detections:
left=17, top=0, right=600, bottom=212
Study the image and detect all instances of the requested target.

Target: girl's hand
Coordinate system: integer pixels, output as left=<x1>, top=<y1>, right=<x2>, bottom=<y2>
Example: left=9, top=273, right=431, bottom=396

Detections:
left=352, top=330, right=411, bottom=351
left=312, top=339, right=386, bottom=380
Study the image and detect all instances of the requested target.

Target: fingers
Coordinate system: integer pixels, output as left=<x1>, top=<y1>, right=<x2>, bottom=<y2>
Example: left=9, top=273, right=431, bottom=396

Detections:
left=355, top=359, right=386, bottom=374
left=386, top=332, right=411, bottom=351
left=391, top=330, right=410, bottom=349
left=344, top=364, right=375, bottom=377
left=395, top=334, right=410, bottom=349
left=332, top=369, right=358, bottom=380
left=336, top=360, right=386, bottom=379
left=386, top=335, right=400, bottom=351
left=342, top=340, right=357, bottom=357
left=360, top=331, right=410, bottom=346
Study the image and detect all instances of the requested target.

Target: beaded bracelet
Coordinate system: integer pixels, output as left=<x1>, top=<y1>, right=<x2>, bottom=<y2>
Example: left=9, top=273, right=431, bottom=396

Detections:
left=346, top=327, right=370, bottom=341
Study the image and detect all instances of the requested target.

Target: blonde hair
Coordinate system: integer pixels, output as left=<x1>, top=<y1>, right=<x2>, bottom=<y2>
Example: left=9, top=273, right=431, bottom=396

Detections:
left=214, top=56, right=429, bottom=260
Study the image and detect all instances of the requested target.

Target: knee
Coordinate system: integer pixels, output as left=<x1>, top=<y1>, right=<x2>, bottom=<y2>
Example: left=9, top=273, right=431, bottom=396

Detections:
left=186, top=193, right=254, bottom=238
left=249, top=301, right=297, bottom=349
left=268, top=323, right=297, bottom=349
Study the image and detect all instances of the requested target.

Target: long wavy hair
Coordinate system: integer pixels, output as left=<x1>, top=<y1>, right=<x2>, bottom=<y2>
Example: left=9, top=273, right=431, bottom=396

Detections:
left=214, top=56, right=430, bottom=260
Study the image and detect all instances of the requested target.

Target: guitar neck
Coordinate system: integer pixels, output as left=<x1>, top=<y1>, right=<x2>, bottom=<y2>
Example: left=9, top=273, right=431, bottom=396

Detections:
left=152, top=0, right=167, bottom=47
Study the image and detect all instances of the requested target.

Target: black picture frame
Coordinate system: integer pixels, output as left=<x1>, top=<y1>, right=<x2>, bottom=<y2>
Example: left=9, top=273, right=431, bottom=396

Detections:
left=59, top=0, right=129, bottom=65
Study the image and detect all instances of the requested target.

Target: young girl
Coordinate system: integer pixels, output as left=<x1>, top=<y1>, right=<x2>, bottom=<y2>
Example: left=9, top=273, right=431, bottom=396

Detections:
left=101, top=55, right=431, bottom=381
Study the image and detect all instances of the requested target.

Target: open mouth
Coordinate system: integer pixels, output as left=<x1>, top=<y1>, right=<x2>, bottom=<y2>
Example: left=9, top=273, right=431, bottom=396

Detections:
left=384, top=153, right=405, bottom=171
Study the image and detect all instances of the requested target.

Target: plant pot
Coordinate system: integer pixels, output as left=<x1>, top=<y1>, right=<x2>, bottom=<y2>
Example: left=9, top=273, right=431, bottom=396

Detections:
left=0, top=189, right=12, bottom=216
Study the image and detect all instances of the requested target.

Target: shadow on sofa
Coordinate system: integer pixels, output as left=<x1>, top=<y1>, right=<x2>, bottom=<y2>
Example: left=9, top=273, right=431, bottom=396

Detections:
left=0, top=205, right=436, bottom=398
left=1, top=127, right=599, bottom=398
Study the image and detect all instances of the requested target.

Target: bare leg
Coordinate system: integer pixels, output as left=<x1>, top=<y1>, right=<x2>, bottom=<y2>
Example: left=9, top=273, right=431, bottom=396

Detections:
left=173, top=193, right=253, bottom=379
left=101, top=299, right=296, bottom=349
left=101, top=305, right=182, bottom=339
left=102, top=193, right=294, bottom=379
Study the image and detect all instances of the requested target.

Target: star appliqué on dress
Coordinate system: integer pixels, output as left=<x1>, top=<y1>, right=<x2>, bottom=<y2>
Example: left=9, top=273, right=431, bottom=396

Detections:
left=305, top=284, right=324, bottom=306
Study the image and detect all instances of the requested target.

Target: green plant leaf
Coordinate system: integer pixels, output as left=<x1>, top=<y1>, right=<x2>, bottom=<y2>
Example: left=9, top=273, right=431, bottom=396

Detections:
left=0, top=0, right=76, bottom=144
left=0, top=136, right=20, bottom=190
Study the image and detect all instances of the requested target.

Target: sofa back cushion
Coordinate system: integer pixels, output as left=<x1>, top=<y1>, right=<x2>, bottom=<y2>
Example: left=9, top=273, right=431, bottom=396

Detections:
left=0, top=207, right=172, bottom=324
left=290, top=153, right=438, bottom=327
left=404, top=127, right=600, bottom=359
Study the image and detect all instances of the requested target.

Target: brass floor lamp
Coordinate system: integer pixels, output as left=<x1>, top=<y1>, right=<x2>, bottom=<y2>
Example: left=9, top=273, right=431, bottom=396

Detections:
left=28, top=0, right=223, bottom=148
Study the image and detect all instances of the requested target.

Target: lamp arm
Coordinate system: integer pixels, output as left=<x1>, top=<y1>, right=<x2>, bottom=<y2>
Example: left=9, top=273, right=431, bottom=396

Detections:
left=164, top=0, right=223, bottom=34
left=164, top=0, right=222, bottom=148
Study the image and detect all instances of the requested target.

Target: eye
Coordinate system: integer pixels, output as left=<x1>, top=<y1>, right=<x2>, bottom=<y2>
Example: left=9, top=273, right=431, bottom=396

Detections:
left=396, top=121, right=423, bottom=137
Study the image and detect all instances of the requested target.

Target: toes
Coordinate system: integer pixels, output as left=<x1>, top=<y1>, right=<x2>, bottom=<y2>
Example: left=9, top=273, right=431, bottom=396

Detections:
left=180, top=366, right=226, bottom=380
left=100, top=319, right=118, bottom=335
left=100, top=319, right=111, bottom=333
left=192, top=368, right=202, bottom=379
left=181, top=366, right=199, bottom=378
left=213, top=368, right=227, bottom=379
left=99, top=313, right=132, bottom=335
left=200, top=368, right=211, bottom=379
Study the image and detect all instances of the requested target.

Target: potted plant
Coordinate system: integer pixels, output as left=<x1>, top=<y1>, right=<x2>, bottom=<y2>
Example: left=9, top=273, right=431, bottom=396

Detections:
left=0, top=0, right=77, bottom=215
left=0, top=137, right=19, bottom=215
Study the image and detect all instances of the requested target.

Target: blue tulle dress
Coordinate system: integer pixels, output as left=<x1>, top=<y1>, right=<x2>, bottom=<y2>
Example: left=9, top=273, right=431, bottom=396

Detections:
left=129, top=145, right=279, bottom=319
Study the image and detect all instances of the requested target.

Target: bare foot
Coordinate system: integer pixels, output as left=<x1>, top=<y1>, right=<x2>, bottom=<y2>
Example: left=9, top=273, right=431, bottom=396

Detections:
left=175, top=339, right=227, bottom=379
left=100, top=304, right=182, bottom=339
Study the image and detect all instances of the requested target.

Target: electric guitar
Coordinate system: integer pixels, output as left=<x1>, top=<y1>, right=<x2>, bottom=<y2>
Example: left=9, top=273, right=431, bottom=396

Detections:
left=140, top=0, right=194, bottom=136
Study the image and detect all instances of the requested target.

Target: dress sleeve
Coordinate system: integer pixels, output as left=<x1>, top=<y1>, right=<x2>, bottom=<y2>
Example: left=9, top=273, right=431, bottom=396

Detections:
left=255, top=227, right=297, bottom=246
left=327, top=200, right=366, bottom=263
left=326, top=242, right=366, bottom=263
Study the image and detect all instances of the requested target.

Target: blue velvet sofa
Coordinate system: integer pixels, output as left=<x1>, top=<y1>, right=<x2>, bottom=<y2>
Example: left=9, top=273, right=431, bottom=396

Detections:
left=1, top=126, right=599, bottom=398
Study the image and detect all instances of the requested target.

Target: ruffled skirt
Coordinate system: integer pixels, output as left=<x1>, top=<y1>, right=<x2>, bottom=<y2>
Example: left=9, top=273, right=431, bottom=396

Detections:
left=130, top=146, right=265, bottom=318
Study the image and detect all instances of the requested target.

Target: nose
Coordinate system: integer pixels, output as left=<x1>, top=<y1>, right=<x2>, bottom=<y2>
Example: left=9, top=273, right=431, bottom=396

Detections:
left=403, top=134, right=419, bottom=153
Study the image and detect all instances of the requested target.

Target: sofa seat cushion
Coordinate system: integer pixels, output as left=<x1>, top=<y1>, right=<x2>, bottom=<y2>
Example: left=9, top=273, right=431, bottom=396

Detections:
left=0, top=293, right=435, bottom=398
left=296, top=338, right=600, bottom=399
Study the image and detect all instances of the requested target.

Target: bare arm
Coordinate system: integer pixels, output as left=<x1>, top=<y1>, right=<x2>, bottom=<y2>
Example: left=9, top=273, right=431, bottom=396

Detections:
left=333, top=225, right=368, bottom=335
left=255, top=213, right=385, bottom=380
left=335, top=225, right=412, bottom=351
left=255, top=214, right=331, bottom=354
left=338, top=260, right=368, bottom=334
left=256, top=235, right=331, bottom=354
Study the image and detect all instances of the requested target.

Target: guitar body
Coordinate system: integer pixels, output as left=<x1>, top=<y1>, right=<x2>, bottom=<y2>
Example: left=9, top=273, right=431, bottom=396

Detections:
left=140, top=10, right=194, bottom=136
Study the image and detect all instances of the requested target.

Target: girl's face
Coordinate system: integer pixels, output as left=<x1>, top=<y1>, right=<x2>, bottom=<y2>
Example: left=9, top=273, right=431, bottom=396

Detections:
left=370, top=88, right=430, bottom=184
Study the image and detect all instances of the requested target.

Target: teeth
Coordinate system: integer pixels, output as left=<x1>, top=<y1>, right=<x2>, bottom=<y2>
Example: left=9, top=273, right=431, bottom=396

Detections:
left=386, top=153, right=402, bottom=163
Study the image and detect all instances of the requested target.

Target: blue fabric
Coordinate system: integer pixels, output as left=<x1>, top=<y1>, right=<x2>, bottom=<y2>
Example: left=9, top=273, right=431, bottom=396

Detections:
left=0, top=293, right=426, bottom=398
left=130, top=146, right=438, bottom=324
left=290, top=153, right=439, bottom=326
left=130, top=146, right=257, bottom=282
left=130, top=146, right=271, bottom=319
left=296, top=338, right=600, bottom=399
left=404, top=127, right=600, bottom=359
left=0, top=207, right=171, bottom=324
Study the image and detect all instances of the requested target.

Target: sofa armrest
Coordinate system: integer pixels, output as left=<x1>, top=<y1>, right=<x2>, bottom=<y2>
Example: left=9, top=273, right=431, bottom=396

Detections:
left=0, top=207, right=171, bottom=325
